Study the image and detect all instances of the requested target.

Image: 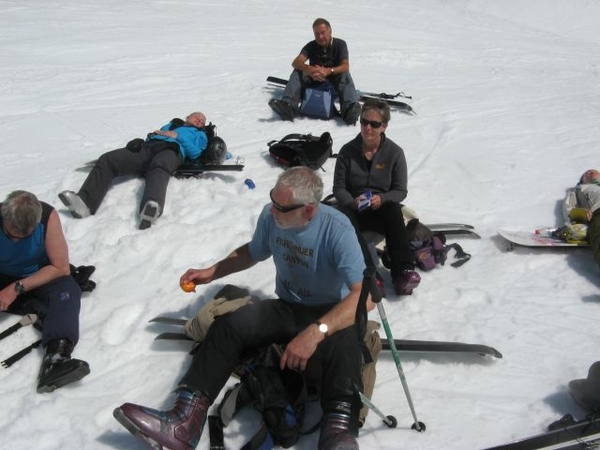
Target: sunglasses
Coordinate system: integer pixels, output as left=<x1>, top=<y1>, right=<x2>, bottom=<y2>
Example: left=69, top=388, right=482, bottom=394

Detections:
left=270, top=189, right=306, bottom=213
left=359, top=118, right=383, bottom=129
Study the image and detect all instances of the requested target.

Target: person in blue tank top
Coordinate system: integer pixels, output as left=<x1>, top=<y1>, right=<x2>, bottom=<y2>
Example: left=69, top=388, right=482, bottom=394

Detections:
left=58, top=112, right=208, bottom=230
left=0, top=190, right=89, bottom=393
left=114, top=167, right=372, bottom=450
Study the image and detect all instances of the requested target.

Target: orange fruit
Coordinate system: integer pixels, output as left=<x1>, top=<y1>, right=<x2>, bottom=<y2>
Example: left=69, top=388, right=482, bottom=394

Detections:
left=180, top=281, right=196, bottom=292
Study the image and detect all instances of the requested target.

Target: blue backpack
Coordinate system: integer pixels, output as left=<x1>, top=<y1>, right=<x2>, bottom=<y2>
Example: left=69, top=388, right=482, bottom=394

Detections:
left=299, top=81, right=337, bottom=120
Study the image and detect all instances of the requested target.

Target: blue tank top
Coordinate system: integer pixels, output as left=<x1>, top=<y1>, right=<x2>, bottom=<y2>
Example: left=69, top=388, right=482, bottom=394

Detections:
left=0, top=202, right=52, bottom=277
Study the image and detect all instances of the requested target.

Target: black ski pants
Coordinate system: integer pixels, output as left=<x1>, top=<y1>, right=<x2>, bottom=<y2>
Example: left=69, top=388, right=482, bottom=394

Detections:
left=1, top=275, right=81, bottom=347
left=78, top=140, right=183, bottom=215
left=338, top=202, right=413, bottom=280
left=179, top=298, right=364, bottom=406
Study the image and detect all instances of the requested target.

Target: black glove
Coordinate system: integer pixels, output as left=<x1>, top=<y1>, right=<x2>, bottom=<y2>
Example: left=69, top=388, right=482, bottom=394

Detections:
left=126, top=138, right=144, bottom=152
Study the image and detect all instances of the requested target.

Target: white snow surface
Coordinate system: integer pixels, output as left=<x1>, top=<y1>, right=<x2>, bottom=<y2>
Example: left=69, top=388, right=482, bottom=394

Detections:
left=1, top=1, right=599, bottom=449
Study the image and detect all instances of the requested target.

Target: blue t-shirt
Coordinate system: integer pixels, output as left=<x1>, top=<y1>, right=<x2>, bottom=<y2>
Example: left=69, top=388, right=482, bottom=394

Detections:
left=249, top=203, right=365, bottom=305
left=149, top=122, right=208, bottom=161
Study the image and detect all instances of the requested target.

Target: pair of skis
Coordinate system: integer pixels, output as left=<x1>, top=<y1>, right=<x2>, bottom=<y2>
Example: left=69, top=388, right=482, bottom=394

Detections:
left=149, top=316, right=502, bottom=358
left=76, top=159, right=245, bottom=179
left=266, top=76, right=416, bottom=115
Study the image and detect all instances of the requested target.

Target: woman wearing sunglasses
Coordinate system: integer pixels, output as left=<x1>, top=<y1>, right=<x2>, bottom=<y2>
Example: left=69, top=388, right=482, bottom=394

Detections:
left=333, top=98, right=420, bottom=296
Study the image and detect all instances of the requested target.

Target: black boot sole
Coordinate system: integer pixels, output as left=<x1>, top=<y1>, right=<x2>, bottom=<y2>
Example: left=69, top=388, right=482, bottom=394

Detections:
left=37, top=361, right=90, bottom=393
left=113, top=408, right=164, bottom=450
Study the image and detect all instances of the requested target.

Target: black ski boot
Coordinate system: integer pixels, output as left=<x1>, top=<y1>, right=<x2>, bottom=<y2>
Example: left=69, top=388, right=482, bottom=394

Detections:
left=37, top=339, right=90, bottom=393
left=113, top=389, right=210, bottom=450
left=318, top=401, right=359, bottom=450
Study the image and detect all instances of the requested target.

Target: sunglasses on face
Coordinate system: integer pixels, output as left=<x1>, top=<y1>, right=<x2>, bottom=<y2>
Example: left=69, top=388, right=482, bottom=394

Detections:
left=359, top=118, right=383, bottom=129
left=269, top=189, right=306, bottom=213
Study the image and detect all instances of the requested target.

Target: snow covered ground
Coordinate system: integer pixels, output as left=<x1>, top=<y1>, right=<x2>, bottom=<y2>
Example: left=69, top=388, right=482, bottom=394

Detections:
left=1, top=0, right=599, bottom=448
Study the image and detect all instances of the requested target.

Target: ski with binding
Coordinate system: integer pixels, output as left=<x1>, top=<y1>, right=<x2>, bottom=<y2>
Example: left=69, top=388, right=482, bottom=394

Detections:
left=174, top=163, right=245, bottom=179
left=426, top=223, right=481, bottom=238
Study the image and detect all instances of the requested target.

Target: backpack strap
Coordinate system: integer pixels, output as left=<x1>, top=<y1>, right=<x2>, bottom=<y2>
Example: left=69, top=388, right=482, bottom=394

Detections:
left=267, top=133, right=314, bottom=148
left=445, top=243, right=471, bottom=268
left=208, top=415, right=225, bottom=450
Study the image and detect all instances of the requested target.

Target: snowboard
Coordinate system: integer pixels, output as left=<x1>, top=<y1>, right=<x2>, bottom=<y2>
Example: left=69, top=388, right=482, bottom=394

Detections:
left=499, top=229, right=589, bottom=249
left=266, top=76, right=415, bottom=115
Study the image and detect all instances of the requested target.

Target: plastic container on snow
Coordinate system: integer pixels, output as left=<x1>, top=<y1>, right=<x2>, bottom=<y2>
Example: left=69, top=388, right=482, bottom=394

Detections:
left=534, top=227, right=556, bottom=237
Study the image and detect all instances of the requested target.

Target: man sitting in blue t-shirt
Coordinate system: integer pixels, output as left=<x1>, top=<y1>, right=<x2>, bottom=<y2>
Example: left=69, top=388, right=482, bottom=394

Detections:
left=114, top=166, right=373, bottom=450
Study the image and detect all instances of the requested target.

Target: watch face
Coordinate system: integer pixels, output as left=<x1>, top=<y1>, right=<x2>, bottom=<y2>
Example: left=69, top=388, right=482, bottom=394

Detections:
left=318, top=323, right=328, bottom=333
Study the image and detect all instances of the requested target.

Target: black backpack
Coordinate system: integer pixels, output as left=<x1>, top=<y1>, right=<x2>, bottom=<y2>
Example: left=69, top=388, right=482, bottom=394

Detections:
left=215, top=344, right=313, bottom=449
left=268, top=132, right=334, bottom=170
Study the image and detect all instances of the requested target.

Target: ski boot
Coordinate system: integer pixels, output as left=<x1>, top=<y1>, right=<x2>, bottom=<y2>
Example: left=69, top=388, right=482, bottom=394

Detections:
left=113, top=389, right=210, bottom=450
left=342, top=102, right=361, bottom=125
left=37, top=338, right=90, bottom=393
left=268, top=99, right=296, bottom=121
left=139, top=200, right=161, bottom=230
left=318, top=401, right=359, bottom=450
left=568, top=361, right=600, bottom=412
left=393, top=270, right=421, bottom=295
left=58, top=190, right=91, bottom=219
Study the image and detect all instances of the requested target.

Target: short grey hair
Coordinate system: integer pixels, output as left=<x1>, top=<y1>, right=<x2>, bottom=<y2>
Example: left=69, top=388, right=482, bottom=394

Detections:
left=361, top=98, right=391, bottom=124
left=1, top=190, right=43, bottom=235
left=275, top=167, right=323, bottom=205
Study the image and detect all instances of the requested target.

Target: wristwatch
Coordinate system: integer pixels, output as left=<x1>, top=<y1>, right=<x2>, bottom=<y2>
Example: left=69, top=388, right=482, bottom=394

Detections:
left=315, top=320, right=329, bottom=337
left=14, top=280, right=25, bottom=295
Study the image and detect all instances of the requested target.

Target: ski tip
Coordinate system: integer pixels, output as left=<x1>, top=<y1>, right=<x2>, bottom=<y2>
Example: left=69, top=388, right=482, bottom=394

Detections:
left=148, top=317, right=187, bottom=325
left=490, top=349, right=503, bottom=359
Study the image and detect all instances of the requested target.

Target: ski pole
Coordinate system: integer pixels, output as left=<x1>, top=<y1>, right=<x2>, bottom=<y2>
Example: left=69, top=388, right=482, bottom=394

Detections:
left=377, top=300, right=426, bottom=432
left=358, top=392, right=397, bottom=428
